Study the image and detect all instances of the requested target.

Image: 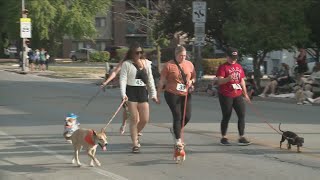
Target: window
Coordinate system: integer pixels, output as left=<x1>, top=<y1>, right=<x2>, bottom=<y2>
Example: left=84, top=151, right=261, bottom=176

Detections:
left=95, top=17, right=106, bottom=27
left=96, top=42, right=106, bottom=51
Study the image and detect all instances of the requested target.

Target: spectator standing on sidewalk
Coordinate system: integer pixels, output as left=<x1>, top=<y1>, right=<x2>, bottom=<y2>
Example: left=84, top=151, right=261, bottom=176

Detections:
left=39, top=48, right=46, bottom=71
left=216, top=47, right=251, bottom=146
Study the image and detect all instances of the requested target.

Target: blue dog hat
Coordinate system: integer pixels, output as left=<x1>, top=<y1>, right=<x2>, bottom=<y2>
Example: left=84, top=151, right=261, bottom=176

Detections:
left=66, top=113, right=78, bottom=119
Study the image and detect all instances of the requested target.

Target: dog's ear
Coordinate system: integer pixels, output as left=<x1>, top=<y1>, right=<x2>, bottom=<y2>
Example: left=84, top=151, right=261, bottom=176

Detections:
left=101, top=128, right=106, bottom=133
left=93, top=130, right=97, bottom=136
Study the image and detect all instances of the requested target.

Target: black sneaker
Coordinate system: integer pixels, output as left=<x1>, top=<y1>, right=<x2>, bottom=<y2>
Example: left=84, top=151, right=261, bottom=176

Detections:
left=220, top=138, right=231, bottom=146
left=238, top=137, right=251, bottom=146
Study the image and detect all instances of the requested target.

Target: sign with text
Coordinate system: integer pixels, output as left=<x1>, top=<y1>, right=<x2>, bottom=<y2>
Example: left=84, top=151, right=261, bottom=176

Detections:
left=192, top=1, right=207, bottom=23
left=20, top=18, right=32, bottom=38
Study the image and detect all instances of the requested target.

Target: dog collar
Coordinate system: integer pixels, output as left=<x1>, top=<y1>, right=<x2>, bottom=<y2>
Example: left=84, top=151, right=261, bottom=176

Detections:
left=84, top=130, right=95, bottom=146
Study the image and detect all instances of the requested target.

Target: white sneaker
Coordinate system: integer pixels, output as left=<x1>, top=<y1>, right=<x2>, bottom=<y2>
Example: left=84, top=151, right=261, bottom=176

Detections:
left=307, top=98, right=315, bottom=103
left=297, top=102, right=303, bottom=105
left=258, top=94, right=266, bottom=98
left=268, top=93, right=276, bottom=97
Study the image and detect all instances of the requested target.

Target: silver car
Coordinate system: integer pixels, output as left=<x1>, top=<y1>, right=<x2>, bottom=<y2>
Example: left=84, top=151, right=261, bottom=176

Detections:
left=69, top=48, right=96, bottom=61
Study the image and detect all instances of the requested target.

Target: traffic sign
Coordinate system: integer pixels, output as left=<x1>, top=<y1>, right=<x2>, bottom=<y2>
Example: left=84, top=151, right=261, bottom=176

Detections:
left=192, top=1, right=207, bottom=23
left=194, top=22, right=205, bottom=36
left=20, top=18, right=32, bottom=38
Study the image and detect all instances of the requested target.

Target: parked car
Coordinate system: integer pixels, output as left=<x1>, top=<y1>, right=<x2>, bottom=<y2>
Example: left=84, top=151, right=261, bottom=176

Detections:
left=4, top=45, right=18, bottom=58
left=292, top=57, right=317, bottom=75
left=239, top=57, right=265, bottom=76
left=69, top=48, right=96, bottom=61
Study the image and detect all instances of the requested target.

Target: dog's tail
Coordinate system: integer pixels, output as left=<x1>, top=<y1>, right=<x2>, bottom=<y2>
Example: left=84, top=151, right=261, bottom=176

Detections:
left=278, top=123, right=284, bottom=133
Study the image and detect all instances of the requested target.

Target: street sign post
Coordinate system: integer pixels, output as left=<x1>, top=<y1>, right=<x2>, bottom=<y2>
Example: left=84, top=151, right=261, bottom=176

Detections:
left=192, top=1, right=207, bottom=23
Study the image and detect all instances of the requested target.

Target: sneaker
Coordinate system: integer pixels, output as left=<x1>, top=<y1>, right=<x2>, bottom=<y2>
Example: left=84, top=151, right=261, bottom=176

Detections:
left=238, top=137, right=251, bottom=146
left=307, top=98, right=315, bottom=103
left=268, top=93, right=276, bottom=97
left=220, top=138, right=231, bottom=146
left=303, top=101, right=312, bottom=105
left=297, top=102, right=303, bottom=105
left=258, top=94, right=266, bottom=98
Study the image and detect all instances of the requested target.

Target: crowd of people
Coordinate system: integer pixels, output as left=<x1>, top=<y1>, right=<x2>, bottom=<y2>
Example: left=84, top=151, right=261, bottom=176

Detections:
left=98, top=43, right=252, bottom=153
left=23, top=48, right=50, bottom=71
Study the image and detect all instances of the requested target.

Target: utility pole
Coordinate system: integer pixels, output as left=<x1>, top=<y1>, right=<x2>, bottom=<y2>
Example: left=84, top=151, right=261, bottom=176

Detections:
left=21, top=0, right=29, bottom=72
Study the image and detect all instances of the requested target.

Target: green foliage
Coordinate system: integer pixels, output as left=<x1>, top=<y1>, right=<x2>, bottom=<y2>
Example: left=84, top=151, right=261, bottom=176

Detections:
left=89, top=51, right=110, bottom=62
left=202, top=58, right=226, bottom=75
left=223, top=0, right=311, bottom=56
left=0, top=0, right=112, bottom=56
left=202, top=43, right=215, bottom=58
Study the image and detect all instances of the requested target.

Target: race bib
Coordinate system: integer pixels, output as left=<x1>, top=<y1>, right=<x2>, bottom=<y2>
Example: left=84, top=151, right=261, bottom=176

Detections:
left=176, top=83, right=187, bottom=92
left=134, top=79, right=145, bottom=86
left=232, top=84, right=242, bottom=90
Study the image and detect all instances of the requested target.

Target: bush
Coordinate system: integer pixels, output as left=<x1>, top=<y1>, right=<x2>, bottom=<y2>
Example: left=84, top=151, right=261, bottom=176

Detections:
left=202, top=58, right=226, bottom=75
left=90, top=51, right=110, bottom=62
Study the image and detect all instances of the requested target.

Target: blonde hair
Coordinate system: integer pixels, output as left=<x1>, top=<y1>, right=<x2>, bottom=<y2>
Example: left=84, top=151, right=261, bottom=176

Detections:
left=175, top=45, right=186, bottom=55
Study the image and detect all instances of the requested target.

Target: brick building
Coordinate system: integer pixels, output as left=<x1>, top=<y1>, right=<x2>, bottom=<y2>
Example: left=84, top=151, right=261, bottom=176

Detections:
left=62, top=0, right=162, bottom=58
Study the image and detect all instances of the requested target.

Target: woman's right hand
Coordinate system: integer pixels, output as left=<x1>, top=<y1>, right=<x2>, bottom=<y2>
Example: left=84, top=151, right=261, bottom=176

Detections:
left=100, top=82, right=107, bottom=89
left=122, top=95, right=128, bottom=102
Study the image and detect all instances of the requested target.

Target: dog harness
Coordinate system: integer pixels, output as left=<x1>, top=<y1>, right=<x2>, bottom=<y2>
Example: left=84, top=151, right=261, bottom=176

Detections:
left=84, top=130, right=95, bottom=146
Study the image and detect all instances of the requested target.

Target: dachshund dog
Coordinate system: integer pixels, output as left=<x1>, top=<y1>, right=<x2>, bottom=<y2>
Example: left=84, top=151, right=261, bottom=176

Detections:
left=279, top=123, right=304, bottom=153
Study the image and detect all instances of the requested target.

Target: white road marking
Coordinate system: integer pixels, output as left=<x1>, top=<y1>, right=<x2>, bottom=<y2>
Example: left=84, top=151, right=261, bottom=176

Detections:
left=0, top=130, right=128, bottom=180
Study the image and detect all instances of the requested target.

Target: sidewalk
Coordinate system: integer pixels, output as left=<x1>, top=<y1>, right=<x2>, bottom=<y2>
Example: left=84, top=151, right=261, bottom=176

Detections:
left=0, top=63, right=299, bottom=104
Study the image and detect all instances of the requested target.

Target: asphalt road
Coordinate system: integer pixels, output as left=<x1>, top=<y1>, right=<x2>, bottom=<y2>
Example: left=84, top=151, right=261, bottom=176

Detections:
left=0, top=69, right=320, bottom=180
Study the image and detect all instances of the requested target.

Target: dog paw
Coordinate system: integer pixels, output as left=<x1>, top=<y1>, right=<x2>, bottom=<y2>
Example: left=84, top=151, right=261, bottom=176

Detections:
left=95, top=161, right=101, bottom=167
left=89, top=162, right=95, bottom=167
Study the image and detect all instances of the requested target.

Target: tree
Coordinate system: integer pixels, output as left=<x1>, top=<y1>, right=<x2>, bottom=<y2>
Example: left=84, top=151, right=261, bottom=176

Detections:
left=0, top=0, right=112, bottom=56
left=306, top=0, right=320, bottom=61
left=223, top=0, right=311, bottom=88
left=156, top=0, right=228, bottom=47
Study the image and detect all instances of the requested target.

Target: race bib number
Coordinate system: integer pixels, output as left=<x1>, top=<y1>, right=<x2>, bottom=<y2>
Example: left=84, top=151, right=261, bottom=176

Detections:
left=231, top=84, right=242, bottom=90
left=134, top=79, right=145, bottom=86
left=176, top=83, right=187, bottom=92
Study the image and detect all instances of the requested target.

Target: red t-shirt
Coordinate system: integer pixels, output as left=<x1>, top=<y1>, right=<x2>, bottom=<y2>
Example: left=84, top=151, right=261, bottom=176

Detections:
left=216, top=62, right=245, bottom=98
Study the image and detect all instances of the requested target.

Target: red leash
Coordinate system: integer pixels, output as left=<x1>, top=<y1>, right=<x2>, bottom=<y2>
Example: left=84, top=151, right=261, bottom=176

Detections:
left=103, top=100, right=126, bottom=130
left=181, top=88, right=189, bottom=143
left=247, top=102, right=282, bottom=135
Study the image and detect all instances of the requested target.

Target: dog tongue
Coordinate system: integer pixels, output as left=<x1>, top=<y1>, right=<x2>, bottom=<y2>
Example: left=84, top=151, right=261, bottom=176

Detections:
left=102, top=146, right=107, bottom=151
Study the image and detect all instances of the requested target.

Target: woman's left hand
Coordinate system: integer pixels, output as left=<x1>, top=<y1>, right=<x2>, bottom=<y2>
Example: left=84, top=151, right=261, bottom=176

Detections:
left=244, top=94, right=251, bottom=104
left=152, top=97, right=160, bottom=104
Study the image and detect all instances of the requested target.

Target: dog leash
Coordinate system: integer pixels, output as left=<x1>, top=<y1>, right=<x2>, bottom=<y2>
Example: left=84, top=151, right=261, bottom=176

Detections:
left=247, top=103, right=282, bottom=135
left=102, top=100, right=126, bottom=130
left=181, top=87, right=189, bottom=145
left=76, top=88, right=101, bottom=115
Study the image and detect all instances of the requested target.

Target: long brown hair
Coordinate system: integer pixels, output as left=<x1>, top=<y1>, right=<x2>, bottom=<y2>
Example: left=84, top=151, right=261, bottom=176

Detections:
left=124, top=42, right=145, bottom=60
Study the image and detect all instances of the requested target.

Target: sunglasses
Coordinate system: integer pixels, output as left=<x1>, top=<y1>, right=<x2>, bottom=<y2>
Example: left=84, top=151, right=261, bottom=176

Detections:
left=135, top=51, right=143, bottom=55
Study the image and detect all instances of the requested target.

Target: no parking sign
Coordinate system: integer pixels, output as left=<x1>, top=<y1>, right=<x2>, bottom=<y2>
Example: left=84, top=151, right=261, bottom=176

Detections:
left=20, top=18, right=32, bottom=38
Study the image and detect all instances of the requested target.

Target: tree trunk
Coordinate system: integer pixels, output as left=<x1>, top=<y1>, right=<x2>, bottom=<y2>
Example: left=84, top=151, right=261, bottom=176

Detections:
left=253, top=52, right=267, bottom=91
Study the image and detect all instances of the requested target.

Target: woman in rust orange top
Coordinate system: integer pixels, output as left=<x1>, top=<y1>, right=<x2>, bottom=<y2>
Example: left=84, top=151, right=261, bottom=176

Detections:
left=157, top=45, right=196, bottom=147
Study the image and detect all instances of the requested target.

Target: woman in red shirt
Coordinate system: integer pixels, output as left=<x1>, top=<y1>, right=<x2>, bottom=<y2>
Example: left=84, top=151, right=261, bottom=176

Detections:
left=216, top=47, right=251, bottom=146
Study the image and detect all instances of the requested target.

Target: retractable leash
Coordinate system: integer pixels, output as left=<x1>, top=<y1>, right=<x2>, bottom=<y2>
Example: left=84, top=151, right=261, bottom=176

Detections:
left=102, top=100, right=126, bottom=131
left=76, top=88, right=101, bottom=115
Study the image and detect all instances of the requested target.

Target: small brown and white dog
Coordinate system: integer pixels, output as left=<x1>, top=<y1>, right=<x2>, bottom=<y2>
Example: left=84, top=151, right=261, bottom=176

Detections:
left=70, top=128, right=108, bottom=167
left=173, top=144, right=186, bottom=163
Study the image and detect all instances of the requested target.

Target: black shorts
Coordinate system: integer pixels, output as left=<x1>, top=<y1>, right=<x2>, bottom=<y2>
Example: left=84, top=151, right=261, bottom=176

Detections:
left=126, top=85, right=148, bottom=103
